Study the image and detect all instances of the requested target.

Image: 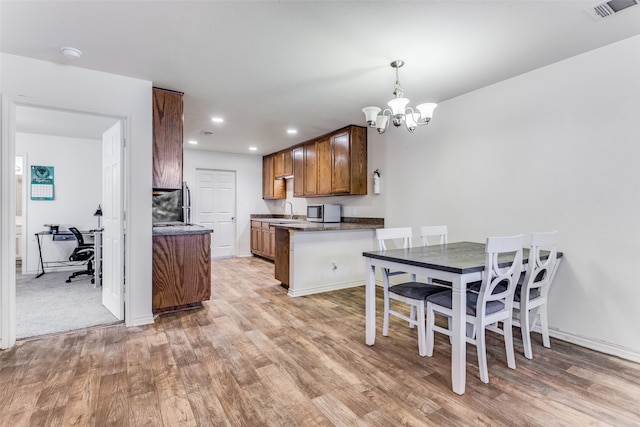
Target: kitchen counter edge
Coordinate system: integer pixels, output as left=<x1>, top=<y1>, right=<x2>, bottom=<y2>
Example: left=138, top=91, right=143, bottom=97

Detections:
left=153, top=224, right=213, bottom=236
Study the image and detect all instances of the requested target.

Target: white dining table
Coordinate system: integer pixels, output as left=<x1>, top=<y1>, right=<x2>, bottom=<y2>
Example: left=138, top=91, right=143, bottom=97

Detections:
left=363, top=241, right=536, bottom=395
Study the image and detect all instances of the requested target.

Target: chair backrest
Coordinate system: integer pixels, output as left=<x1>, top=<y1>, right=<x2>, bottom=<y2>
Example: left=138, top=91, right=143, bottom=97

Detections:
left=420, top=225, right=448, bottom=246
left=476, top=234, right=524, bottom=317
left=68, top=227, right=86, bottom=246
left=376, top=227, right=412, bottom=251
left=522, top=231, right=559, bottom=297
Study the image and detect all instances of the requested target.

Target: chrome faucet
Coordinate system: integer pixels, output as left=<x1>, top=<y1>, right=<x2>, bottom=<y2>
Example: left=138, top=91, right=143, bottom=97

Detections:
left=284, top=201, right=294, bottom=219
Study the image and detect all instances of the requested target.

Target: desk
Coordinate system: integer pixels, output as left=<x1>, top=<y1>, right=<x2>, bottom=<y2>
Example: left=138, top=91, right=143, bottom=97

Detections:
left=363, top=241, right=561, bottom=395
left=35, top=229, right=102, bottom=286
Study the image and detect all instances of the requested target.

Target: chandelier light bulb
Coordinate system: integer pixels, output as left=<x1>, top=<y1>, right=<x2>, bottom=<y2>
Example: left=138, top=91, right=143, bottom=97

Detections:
left=362, top=60, right=437, bottom=134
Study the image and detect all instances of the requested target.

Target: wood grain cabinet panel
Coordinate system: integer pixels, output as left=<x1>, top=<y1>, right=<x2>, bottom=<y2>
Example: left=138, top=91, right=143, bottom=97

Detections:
left=273, top=125, right=367, bottom=198
left=250, top=221, right=276, bottom=260
left=292, top=147, right=304, bottom=197
left=152, top=233, right=211, bottom=312
left=262, top=154, right=285, bottom=199
left=317, top=137, right=332, bottom=196
left=152, top=88, right=184, bottom=189
left=303, top=141, right=318, bottom=196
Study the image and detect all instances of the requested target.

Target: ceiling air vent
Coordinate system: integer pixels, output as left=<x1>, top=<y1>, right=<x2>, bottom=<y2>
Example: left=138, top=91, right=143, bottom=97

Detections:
left=200, top=130, right=214, bottom=136
left=588, top=0, right=639, bottom=20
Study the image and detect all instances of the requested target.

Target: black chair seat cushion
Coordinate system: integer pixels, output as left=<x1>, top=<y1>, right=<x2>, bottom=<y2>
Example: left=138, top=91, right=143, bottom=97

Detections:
left=426, top=290, right=505, bottom=316
left=389, top=282, right=447, bottom=300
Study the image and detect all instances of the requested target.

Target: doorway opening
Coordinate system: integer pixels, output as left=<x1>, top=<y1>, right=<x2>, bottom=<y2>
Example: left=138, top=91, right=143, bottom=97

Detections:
left=12, top=104, right=125, bottom=339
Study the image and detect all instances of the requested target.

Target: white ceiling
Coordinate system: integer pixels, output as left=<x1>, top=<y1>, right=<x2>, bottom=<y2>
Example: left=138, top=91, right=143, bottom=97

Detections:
left=2, top=1, right=640, bottom=154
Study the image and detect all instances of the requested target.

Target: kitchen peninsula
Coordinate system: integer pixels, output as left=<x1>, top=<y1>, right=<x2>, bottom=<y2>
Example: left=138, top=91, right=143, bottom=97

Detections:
left=251, top=216, right=383, bottom=297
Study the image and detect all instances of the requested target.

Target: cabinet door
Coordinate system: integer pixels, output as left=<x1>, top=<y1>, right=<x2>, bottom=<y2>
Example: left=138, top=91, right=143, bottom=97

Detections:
left=261, top=225, right=271, bottom=258
left=331, top=132, right=351, bottom=194
left=303, top=141, right=318, bottom=196
left=262, top=155, right=274, bottom=199
left=263, top=154, right=286, bottom=199
left=317, top=137, right=332, bottom=195
left=274, top=151, right=285, bottom=178
left=283, top=148, right=293, bottom=176
left=152, top=88, right=184, bottom=189
left=293, top=147, right=304, bottom=197
left=251, top=221, right=261, bottom=254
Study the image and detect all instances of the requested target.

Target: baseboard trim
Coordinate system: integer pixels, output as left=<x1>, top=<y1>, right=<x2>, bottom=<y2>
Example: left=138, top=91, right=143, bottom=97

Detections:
left=548, top=328, right=640, bottom=363
left=127, top=314, right=155, bottom=327
left=287, top=280, right=362, bottom=297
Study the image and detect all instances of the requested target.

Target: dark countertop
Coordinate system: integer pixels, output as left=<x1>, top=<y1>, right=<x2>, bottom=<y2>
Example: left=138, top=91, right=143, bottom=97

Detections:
left=250, top=215, right=384, bottom=232
left=152, top=223, right=213, bottom=236
left=272, top=222, right=383, bottom=232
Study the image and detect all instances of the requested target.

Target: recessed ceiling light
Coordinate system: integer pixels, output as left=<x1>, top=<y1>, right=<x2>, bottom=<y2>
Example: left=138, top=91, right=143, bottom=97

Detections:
left=211, top=117, right=224, bottom=123
left=60, top=46, right=82, bottom=60
left=287, top=129, right=297, bottom=134
left=249, top=146, right=258, bottom=151
left=188, top=140, right=198, bottom=145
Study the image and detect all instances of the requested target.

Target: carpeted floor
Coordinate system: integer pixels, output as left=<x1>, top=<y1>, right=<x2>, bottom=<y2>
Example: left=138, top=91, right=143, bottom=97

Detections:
left=16, top=271, right=120, bottom=339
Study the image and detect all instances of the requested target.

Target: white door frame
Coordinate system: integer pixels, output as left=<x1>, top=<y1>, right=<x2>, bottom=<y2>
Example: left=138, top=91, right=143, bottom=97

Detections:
left=0, top=95, right=129, bottom=349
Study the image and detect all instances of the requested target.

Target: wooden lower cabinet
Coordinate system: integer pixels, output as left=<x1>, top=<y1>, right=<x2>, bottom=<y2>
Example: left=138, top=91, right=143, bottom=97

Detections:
left=251, top=221, right=275, bottom=260
left=152, top=232, right=211, bottom=312
left=274, top=228, right=290, bottom=286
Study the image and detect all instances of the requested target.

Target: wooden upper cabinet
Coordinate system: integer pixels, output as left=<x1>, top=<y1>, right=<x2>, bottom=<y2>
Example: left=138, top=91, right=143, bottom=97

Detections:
left=303, top=141, right=318, bottom=196
left=152, top=88, right=184, bottom=189
left=262, top=154, right=285, bottom=199
left=274, top=149, right=293, bottom=179
left=292, top=147, right=304, bottom=197
left=270, top=125, right=367, bottom=198
left=317, top=137, right=332, bottom=196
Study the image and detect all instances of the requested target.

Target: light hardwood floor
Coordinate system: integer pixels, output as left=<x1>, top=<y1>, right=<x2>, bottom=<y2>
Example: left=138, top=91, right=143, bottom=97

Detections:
left=1, top=256, right=640, bottom=426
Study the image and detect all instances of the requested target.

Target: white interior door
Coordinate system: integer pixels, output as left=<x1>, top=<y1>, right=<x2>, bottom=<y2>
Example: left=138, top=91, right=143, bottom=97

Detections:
left=102, top=121, right=124, bottom=319
left=195, top=169, right=236, bottom=258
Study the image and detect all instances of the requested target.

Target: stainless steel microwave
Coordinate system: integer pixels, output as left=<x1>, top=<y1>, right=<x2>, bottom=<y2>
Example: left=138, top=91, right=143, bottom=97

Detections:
left=307, top=204, right=341, bottom=223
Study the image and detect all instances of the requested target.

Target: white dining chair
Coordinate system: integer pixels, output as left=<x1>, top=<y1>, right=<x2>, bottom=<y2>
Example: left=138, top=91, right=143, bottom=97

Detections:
left=420, top=225, right=448, bottom=247
left=375, top=227, right=446, bottom=356
left=419, top=225, right=451, bottom=287
left=514, top=231, right=560, bottom=360
left=425, top=234, right=524, bottom=383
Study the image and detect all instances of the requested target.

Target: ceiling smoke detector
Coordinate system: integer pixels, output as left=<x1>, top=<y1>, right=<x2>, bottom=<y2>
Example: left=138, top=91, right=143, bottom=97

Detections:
left=587, top=0, right=639, bottom=19
left=60, top=46, right=82, bottom=60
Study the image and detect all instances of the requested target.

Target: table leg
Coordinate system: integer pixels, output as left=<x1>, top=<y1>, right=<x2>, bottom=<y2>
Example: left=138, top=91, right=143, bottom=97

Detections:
left=365, top=258, right=376, bottom=346
left=35, top=233, right=45, bottom=278
left=451, top=276, right=466, bottom=395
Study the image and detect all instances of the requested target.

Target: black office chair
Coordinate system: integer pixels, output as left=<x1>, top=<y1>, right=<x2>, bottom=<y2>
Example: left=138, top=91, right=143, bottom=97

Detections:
left=66, top=227, right=95, bottom=283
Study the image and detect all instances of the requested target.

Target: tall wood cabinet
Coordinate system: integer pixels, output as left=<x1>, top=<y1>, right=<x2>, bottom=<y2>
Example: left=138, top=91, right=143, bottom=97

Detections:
left=152, top=88, right=184, bottom=189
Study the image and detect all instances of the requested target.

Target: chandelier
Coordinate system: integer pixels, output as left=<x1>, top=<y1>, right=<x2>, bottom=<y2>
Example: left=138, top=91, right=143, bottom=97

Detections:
left=362, top=60, right=437, bottom=134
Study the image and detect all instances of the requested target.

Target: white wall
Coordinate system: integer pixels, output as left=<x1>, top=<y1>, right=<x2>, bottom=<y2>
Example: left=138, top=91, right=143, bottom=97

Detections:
left=0, top=53, right=154, bottom=336
left=17, top=133, right=102, bottom=273
left=373, top=35, right=640, bottom=360
left=183, top=149, right=266, bottom=256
